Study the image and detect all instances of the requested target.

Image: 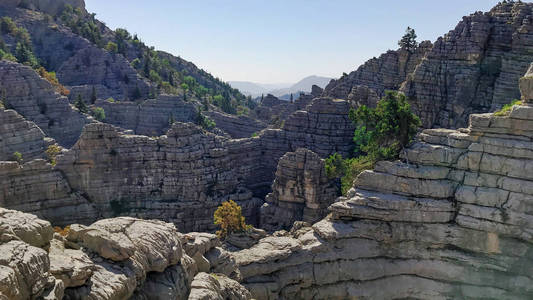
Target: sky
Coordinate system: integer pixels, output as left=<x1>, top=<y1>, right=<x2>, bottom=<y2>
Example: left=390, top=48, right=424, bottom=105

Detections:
left=85, top=0, right=501, bottom=84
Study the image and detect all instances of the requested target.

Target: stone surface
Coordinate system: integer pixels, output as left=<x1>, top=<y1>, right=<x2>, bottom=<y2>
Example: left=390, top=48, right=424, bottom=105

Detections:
left=402, top=2, right=533, bottom=128
left=205, top=110, right=267, bottom=139
left=260, top=148, right=337, bottom=231
left=519, top=62, right=533, bottom=104
left=0, top=61, right=91, bottom=147
left=188, top=272, right=252, bottom=300
left=233, top=103, right=533, bottom=299
left=0, top=108, right=53, bottom=161
left=324, top=42, right=432, bottom=102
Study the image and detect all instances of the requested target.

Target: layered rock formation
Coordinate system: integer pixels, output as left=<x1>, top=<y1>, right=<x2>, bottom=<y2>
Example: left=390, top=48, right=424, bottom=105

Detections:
left=402, top=2, right=533, bottom=128
left=0, top=95, right=355, bottom=232
left=97, top=95, right=197, bottom=137
left=0, top=61, right=90, bottom=147
left=0, top=207, right=252, bottom=299
left=54, top=122, right=265, bottom=232
left=324, top=42, right=432, bottom=102
left=205, top=110, right=267, bottom=139
left=0, top=108, right=53, bottom=161
left=0, top=4, right=152, bottom=101
left=234, top=100, right=533, bottom=299
left=0, top=159, right=98, bottom=226
left=260, top=149, right=337, bottom=231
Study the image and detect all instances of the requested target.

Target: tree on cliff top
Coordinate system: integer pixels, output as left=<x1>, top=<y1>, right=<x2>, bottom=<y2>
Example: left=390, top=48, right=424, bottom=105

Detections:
left=398, top=27, right=418, bottom=51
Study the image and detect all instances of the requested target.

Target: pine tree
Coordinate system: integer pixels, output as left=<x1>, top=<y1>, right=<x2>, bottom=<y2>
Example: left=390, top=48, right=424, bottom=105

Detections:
left=290, top=93, right=293, bottom=103
left=90, top=86, right=97, bottom=104
left=75, top=94, right=88, bottom=113
left=398, top=27, right=418, bottom=51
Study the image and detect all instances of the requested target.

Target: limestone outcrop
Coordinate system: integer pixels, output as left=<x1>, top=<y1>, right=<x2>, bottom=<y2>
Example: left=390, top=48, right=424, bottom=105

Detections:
left=234, top=101, right=533, bottom=299
left=260, top=149, right=337, bottom=231
left=205, top=110, right=267, bottom=139
left=97, top=95, right=198, bottom=137
left=0, top=61, right=91, bottom=147
left=0, top=159, right=99, bottom=226
left=0, top=108, right=53, bottom=161
left=402, top=1, right=533, bottom=128
left=0, top=96, right=356, bottom=232
left=0, top=207, right=253, bottom=299
left=54, top=121, right=265, bottom=232
left=323, top=42, right=432, bottom=102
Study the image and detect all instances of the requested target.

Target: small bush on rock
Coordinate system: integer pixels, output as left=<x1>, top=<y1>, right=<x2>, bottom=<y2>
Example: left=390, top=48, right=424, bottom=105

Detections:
left=12, top=151, right=22, bottom=164
left=214, top=200, right=250, bottom=239
left=45, top=144, right=61, bottom=166
left=494, top=99, right=522, bottom=116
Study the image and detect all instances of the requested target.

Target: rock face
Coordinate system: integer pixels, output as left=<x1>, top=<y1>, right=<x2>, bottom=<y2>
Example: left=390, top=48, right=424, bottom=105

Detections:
left=260, top=149, right=337, bottom=231
left=402, top=2, right=533, bottom=128
left=97, top=95, right=198, bottom=137
left=205, top=110, right=267, bottom=139
left=0, top=159, right=99, bottom=226
left=0, top=4, right=152, bottom=102
left=54, top=122, right=265, bottom=232
left=0, top=96, right=356, bottom=232
left=324, top=42, right=432, bottom=102
left=0, top=61, right=91, bottom=147
left=234, top=102, right=533, bottom=299
left=519, top=62, right=533, bottom=104
left=0, top=108, right=53, bottom=161
left=2, top=0, right=85, bottom=16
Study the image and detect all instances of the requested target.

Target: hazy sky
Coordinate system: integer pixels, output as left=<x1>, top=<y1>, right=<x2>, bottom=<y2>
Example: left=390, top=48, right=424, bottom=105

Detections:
left=85, top=0, right=500, bottom=84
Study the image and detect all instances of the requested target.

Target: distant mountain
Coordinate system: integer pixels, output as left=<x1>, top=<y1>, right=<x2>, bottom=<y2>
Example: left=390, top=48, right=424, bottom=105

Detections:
left=230, top=75, right=333, bottom=97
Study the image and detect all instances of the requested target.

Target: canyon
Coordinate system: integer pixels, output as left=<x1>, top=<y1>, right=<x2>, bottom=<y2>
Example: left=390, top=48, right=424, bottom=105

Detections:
left=1, top=0, right=533, bottom=299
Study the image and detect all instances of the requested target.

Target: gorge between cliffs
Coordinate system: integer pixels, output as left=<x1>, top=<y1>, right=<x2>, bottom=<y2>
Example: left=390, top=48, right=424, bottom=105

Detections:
left=1, top=1, right=533, bottom=299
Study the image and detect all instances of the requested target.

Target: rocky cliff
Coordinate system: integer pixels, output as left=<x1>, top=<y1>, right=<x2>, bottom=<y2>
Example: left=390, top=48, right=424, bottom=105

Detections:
left=233, top=86, right=533, bottom=299
left=323, top=41, right=432, bottom=103
left=402, top=1, right=533, bottom=128
left=260, top=148, right=337, bottom=231
left=0, top=108, right=53, bottom=161
left=325, top=2, right=533, bottom=130
left=0, top=61, right=91, bottom=147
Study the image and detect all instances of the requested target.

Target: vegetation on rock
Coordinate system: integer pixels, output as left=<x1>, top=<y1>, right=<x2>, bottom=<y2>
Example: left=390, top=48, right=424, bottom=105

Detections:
left=45, top=145, right=61, bottom=166
left=12, top=151, right=22, bottom=164
left=213, top=200, right=250, bottom=238
left=398, top=26, right=418, bottom=51
left=494, top=99, right=522, bottom=116
left=90, top=106, right=105, bottom=121
left=326, top=91, right=421, bottom=194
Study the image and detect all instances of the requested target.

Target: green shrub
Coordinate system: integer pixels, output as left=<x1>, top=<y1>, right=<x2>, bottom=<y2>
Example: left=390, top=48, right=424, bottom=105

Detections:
left=326, top=91, right=421, bottom=195
left=349, top=91, right=421, bottom=160
left=494, top=99, right=522, bottom=116
left=45, top=145, right=61, bottom=166
left=12, top=151, right=23, bottom=164
left=105, top=41, right=118, bottom=53
left=91, top=107, right=105, bottom=121
left=196, top=111, right=215, bottom=129
left=0, top=17, right=16, bottom=34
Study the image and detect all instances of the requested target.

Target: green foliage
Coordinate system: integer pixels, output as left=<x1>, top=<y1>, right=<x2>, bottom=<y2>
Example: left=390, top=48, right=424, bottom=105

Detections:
left=213, top=200, right=250, bottom=238
left=326, top=91, right=421, bottom=195
left=349, top=91, right=421, bottom=160
left=494, top=99, right=522, bottom=116
left=196, top=110, right=216, bottom=129
left=132, top=85, right=142, bottom=100
left=213, top=94, right=236, bottom=114
left=45, top=145, right=61, bottom=166
left=0, top=49, right=17, bottom=62
left=251, top=132, right=258, bottom=138
left=325, top=153, right=345, bottom=179
left=0, top=17, right=16, bottom=34
left=74, top=94, right=88, bottom=113
left=91, top=106, right=105, bottom=121
left=105, top=41, right=118, bottom=53
left=12, top=151, right=23, bottom=164
left=38, top=67, right=69, bottom=96
left=398, top=26, right=418, bottom=51
left=106, top=97, right=115, bottom=103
